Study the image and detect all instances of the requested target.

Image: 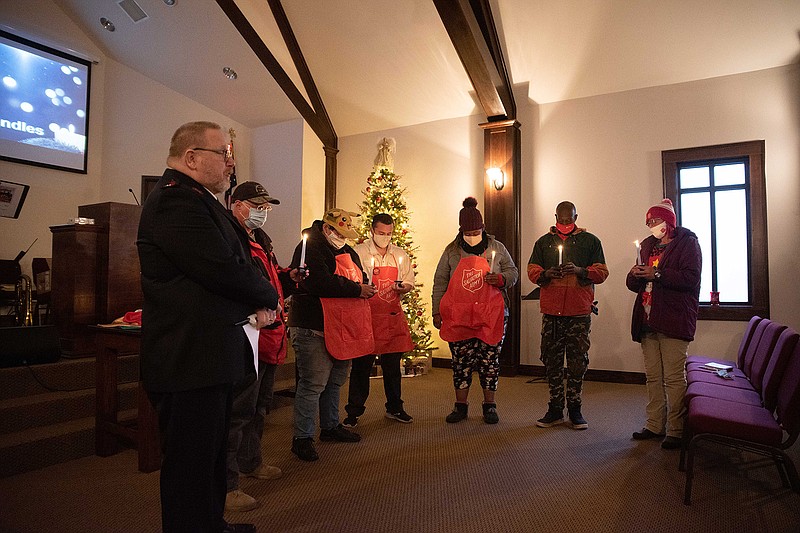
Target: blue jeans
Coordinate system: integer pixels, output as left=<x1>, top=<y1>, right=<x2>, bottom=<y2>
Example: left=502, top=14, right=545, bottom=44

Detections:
left=290, top=327, right=351, bottom=439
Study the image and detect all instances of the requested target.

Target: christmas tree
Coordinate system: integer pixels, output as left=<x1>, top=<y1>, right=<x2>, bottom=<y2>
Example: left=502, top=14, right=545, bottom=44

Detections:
left=356, top=138, right=434, bottom=363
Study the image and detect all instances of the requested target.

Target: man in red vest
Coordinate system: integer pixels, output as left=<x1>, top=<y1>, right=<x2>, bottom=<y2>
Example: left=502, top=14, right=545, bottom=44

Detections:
left=344, top=213, right=415, bottom=428
left=287, top=208, right=376, bottom=461
left=224, top=181, right=302, bottom=512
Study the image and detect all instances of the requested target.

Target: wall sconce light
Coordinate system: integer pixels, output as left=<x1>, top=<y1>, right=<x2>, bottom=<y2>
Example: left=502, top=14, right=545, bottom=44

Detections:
left=487, top=167, right=504, bottom=191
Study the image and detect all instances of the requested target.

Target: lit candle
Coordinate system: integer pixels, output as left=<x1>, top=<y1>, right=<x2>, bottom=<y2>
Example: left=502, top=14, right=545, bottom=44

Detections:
left=396, top=256, right=403, bottom=283
left=557, top=245, right=563, bottom=265
left=489, top=250, right=496, bottom=273
left=371, top=257, right=375, bottom=285
left=299, top=233, right=307, bottom=269
left=634, top=240, right=642, bottom=266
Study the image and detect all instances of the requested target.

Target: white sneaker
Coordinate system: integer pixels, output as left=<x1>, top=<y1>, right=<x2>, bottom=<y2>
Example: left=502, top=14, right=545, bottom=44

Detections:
left=243, top=464, right=282, bottom=480
left=225, top=489, right=259, bottom=512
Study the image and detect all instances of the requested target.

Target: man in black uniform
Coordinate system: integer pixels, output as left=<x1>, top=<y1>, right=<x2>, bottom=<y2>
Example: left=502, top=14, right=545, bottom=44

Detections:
left=138, top=121, right=277, bottom=533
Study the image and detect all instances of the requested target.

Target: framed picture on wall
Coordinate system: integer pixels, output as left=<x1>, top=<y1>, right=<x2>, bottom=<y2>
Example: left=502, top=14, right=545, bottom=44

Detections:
left=0, top=180, right=30, bottom=218
left=141, top=175, right=160, bottom=203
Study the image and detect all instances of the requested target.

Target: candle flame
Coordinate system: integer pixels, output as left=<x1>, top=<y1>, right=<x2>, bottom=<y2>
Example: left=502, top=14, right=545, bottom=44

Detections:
left=634, top=240, right=639, bottom=247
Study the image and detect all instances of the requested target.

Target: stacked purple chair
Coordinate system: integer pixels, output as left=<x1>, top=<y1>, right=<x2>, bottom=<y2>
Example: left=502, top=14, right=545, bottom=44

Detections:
left=685, top=319, right=786, bottom=396
left=680, top=325, right=800, bottom=504
left=685, top=315, right=763, bottom=369
left=685, top=327, right=798, bottom=408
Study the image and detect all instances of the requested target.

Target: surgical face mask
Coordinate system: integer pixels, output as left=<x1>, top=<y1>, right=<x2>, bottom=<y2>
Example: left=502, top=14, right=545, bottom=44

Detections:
left=244, top=207, right=267, bottom=230
left=326, top=229, right=347, bottom=250
left=650, top=221, right=668, bottom=240
left=372, top=233, right=391, bottom=248
left=463, top=234, right=483, bottom=247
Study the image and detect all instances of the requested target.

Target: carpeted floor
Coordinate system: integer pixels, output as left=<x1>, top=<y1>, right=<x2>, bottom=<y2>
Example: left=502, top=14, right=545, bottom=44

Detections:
left=1, top=369, right=798, bottom=532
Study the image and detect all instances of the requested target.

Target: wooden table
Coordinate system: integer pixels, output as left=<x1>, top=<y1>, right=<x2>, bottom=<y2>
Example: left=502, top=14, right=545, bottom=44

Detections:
left=92, top=326, right=160, bottom=473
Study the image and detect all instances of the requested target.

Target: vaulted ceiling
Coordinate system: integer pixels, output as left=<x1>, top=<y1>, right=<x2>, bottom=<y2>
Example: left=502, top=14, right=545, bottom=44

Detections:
left=53, top=0, right=800, bottom=138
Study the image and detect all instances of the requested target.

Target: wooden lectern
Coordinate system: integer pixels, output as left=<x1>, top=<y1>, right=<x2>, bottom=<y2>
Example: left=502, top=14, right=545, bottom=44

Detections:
left=50, top=202, right=143, bottom=357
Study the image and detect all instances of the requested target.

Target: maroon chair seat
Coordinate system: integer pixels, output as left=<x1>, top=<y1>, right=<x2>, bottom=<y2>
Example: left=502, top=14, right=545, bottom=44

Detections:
left=685, top=381, right=762, bottom=406
left=687, top=396, right=783, bottom=445
left=685, top=370, right=757, bottom=391
left=686, top=321, right=786, bottom=392
left=684, top=328, right=799, bottom=411
left=686, top=316, right=763, bottom=368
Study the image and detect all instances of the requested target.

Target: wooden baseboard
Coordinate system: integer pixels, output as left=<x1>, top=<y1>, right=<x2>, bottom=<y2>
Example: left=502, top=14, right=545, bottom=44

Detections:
left=432, top=357, right=645, bottom=385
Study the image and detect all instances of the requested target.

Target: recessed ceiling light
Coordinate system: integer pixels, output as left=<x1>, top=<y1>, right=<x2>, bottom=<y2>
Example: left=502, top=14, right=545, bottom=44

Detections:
left=163, top=0, right=176, bottom=5
left=222, top=67, right=238, bottom=80
left=100, top=17, right=116, bottom=32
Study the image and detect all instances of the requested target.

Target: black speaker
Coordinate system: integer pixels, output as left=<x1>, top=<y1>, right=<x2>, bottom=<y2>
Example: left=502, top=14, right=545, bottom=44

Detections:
left=0, top=325, right=61, bottom=368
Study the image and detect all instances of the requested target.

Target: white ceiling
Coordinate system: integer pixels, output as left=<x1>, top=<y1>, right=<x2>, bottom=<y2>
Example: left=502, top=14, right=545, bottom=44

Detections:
left=53, top=0, right=800, bottom=138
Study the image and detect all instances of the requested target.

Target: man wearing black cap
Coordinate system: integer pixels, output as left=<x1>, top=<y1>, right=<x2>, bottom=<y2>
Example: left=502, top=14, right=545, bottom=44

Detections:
left=224, top=181, right=301, bottom=512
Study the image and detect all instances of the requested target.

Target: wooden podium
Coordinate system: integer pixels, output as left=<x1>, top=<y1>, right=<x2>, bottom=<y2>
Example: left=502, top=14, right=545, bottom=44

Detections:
left=51, top=202, right=143, bottom=356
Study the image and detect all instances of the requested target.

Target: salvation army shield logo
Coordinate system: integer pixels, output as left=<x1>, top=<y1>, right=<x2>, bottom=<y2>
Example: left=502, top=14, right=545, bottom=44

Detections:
left=461, top=268, right=484, bottom=293
left=376, top=278, right=398, bottom=303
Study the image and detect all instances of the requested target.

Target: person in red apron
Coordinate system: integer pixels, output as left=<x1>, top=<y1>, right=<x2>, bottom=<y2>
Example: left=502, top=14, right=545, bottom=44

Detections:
left=224, top=182, right=304, bottom=512
left=344, top=213, right=415, bottom=428
left=432, top=197, right=518, bottom=424
left=287, top=208, right=377, bottom=462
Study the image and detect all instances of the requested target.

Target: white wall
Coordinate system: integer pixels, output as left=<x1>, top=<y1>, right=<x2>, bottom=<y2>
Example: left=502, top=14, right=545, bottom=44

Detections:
left=338, top=64, right=800, bottom=372
left=522, top=63, right=800, bottom=372
left=300, top=122, right=325, bottom=230
left=251, top=119, right=304, bottom=263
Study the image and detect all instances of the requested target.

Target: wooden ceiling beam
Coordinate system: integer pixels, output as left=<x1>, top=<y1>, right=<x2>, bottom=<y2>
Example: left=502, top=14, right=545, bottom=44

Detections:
left=433, top=0, right=515, bottom=120
left=215, top=0, right=337, bottom=148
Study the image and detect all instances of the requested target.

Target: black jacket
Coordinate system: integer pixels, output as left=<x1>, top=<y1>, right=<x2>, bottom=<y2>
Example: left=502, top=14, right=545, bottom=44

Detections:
left=287, top=220, right=367, bottom=331
left=137, top=168, right=278, bottom=392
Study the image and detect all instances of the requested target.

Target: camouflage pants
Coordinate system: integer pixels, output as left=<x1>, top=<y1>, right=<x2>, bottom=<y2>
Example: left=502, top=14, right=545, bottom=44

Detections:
left=449, top=318, right=507, bottom=392
left=540, top=314, right=591, bottom=410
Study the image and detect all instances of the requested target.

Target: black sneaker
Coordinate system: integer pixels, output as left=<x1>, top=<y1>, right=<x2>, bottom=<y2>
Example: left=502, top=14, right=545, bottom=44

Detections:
left=535, top=408, right=564, bottom=428
left=632, top=428, right=665, bottom=440
left=342, top=415, right=359, bottom=428
left=568, top=408, right=588, bottom=430
left=291, top=437, right=318, bottom=461
left=320, top=424, right=361, bottom=442
left=661, top=436, right=682, bottom=450
left=385, top=410, right=413, bottom=423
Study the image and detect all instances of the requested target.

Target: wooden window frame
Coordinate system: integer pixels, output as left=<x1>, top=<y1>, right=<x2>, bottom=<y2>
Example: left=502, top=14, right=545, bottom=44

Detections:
left=662, top=140, right=768, bottom=321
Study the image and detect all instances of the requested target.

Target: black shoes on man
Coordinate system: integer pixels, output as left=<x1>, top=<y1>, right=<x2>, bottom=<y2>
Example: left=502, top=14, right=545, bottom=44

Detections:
left=292, top=425, right=361, bottom=461
left=632, top=428, right=682, bottom=450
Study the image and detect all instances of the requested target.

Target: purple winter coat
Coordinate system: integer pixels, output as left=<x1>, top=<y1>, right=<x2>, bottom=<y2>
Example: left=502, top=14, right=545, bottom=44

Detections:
left=626, top=227, right=702, bottom=342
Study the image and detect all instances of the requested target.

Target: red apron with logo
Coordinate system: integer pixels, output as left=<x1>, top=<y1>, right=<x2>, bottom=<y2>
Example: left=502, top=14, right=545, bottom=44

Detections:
left=320, top=253, right=375, bottom=359
left=369, top=265, right=414, bottom=355
left=248, top=240, right=287, bottom=365
left=439, top=254, right=505, bottom=345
